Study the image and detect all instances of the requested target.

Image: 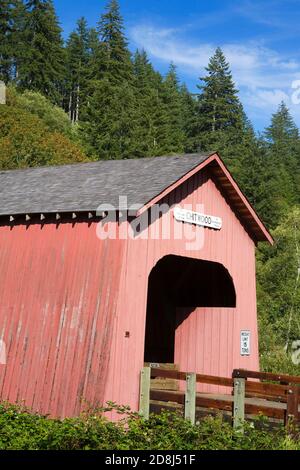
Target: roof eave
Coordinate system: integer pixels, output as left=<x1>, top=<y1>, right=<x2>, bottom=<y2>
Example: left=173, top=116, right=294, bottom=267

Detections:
left=136, top=152, right=274, bottom=246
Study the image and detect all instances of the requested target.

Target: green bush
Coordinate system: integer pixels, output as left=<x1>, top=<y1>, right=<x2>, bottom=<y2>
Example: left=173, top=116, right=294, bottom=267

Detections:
left=7, top=87, right=76, bottom=139
left=0, top=88, right=89, bottom=169
left=0, top=403, right=299, bottom=450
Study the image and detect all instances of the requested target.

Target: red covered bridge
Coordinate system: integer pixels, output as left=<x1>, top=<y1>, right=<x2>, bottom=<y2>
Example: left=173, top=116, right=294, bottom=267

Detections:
left=0, top=152, right=273, bottom=417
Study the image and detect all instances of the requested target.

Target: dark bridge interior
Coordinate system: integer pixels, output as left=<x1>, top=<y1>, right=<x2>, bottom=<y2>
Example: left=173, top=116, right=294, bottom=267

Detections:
left=144, top=255, right=236, bottom=364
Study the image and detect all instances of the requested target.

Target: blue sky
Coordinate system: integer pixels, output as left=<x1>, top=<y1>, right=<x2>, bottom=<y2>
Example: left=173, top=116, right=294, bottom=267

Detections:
left=54, top=0, right=300, bottom=131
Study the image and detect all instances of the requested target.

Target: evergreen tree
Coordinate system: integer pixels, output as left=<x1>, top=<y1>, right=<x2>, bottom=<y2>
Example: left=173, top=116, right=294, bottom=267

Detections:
left=265, top=101, right=299, bottom=145
left=197, top=47, right=242, bottom=134
left=131, top=49, right=170, bottom=157
left=264, top=102, right=300, bottom=201
left=262, top=102, right=299, bottom=219
left=9, top=0, right=26, bottom=81
left=0, top=0, right=13, bottom=82
left=161, top=63, right=185, bottom=153
left=86, top=27, right=102, bottom=80
left=190, top=47, right=257, bottom=190
left=65, top=17, right=90, bottom=123
left=97, top=0, right=132, bottom=83
left=0, top=1, right=24, bottom=82
left=179, top=84, right=198, bottom=153
left=81, top=0, right=136, bottom=159
left=18, top=0, right=65, bottom=103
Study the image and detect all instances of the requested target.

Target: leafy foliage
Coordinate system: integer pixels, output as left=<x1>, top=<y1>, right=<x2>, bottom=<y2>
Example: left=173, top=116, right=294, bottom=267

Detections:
left=257, top=207, right=300, bottom=372
left=0, top=404, right=299, bottom=450
left=0, top=87, right=87, bottom=169
left=9, top=86, right=76, bottom=137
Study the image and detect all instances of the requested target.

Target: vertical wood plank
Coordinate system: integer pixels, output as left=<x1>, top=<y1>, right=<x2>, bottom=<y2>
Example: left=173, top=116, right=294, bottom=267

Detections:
left=233, top=378, right=245, bottom=431
left=285, top=385, right=299, bottom=428
left=185, top=373, right=196, bottom=424
left=139, top=367, right=151, bottom=419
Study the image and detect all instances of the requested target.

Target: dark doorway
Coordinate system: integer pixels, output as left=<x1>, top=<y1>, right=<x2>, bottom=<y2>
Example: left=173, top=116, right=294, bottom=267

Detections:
left=144, top=255, right=236, bottom=364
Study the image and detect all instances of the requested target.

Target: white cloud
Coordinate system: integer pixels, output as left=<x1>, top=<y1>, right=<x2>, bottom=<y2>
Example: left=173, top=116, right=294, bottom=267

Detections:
left=129, top=24, right=300, bottom=128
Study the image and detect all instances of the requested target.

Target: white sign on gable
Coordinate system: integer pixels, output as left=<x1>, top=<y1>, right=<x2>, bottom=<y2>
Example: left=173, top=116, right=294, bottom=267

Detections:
left=174, top=207, right=222, bottom=231
left=241, top=331, right=251, bottom=356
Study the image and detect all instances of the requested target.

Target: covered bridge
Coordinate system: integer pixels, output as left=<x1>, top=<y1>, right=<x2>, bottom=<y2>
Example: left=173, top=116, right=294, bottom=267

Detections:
left=0, top=152, right=273, bottom=417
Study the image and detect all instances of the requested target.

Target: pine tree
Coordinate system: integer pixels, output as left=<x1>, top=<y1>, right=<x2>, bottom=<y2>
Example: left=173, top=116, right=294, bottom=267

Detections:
left=179, top=84, right=198, bottom=153
left=86, top=27, right=102, bottom=80
left=132, top=49, right=159, bottom=157
left=81, top=0, right=137, bottom=159
left=263, top=102, right=300, bottom=212
left=265, top=102, right=299, bottom=145
left=196, top=47, right=244, bottom=155
left=18, top=0, right=65, bottom=103
left=266, top=103, right=299, bottom=191
left=10, top=0, right=26, bottom=81
left=0, top=1, right=24, bottom=82
left=65, top=17, right=90, bottom=123
left=132, top=50, right=172, bottom=157
left=0, top=1, right=12, bottom=82
left=191, top=47, right=253, bottom=186
left=97, top=0, right=132, bottom=83
left=161, top=63, right=185, bottom=153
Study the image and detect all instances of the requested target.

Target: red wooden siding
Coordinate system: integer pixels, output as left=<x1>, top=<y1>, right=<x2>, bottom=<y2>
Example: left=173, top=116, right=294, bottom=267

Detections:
left=0, top=166, right=260, bottom=418
left=104, top=169, right=259, bottom=412
left=0, top=221, right=125, bottom=417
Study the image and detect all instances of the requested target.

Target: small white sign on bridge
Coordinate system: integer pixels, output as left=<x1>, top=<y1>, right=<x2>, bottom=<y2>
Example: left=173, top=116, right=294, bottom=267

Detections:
left=241, top=331, right=251, bottom=356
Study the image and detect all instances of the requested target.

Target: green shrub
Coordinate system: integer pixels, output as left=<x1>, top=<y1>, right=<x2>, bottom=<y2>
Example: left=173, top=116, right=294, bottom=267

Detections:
left=0, top=402, right=299, bottom=450
left=0, top=97, right=88, bottom=170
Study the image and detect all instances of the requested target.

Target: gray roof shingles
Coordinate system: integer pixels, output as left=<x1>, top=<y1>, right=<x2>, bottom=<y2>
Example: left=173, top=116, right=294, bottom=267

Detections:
left=0, top=154, right=211, bottom=216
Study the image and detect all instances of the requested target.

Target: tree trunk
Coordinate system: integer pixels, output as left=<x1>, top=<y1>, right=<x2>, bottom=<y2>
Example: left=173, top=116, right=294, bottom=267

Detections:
left=75, top=84, right=80, bottom=123
left=68, top=91, right=73, bottom=122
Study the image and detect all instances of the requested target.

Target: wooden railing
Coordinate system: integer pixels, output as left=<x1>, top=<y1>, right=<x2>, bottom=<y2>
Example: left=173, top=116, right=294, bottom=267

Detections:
left=139, top=367, right=300, bottom=429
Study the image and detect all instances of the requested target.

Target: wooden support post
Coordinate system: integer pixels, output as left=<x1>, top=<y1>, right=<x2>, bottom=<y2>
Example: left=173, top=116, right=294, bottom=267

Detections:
left=185, top=373, right=196, bottom=425
left=285, top=385, right=299, bottom=429
left=233, top=378, right=245, bottom=431
left=139, top=367, right=151, bottom=420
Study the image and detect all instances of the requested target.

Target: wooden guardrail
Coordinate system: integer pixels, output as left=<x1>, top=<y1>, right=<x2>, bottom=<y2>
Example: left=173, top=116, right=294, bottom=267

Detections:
left=232, top=369, right=300, bottom=428
left=139, top=367, right=300, bottom=430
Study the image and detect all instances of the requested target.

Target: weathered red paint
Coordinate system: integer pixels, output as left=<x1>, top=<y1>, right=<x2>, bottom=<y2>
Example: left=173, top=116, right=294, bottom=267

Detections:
left=0, top=221, right=125, bottom=416
left=0, top=157, right=270, bottom=418
left=104, top=169, right=259, bottom=412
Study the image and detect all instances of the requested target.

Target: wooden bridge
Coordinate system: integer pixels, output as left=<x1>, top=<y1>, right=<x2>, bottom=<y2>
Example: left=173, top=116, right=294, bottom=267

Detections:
left=139, top=366, right=300, bottom=429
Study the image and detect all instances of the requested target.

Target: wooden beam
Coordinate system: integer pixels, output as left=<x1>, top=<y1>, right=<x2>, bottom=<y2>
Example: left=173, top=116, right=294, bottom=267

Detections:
left=233, top=378, right=245, bottom=431
left=150, top=390, right=184, bottom=405
left=139, top=367, right=151, bottom=420
left=285, top=385, right=299, bottom=428
left=185, top=373, right=196, bottom=425
left=234, top=369, right=300, bottom=385
left=151, top=368, right=232, bottom=387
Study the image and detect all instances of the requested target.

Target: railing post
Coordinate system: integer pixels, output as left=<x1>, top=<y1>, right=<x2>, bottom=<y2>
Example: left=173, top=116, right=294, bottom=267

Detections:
left=285, top=385, right=299, bottom=430
left=233, top=377, right=246, bottom=431
left=185, top=372, right=196, bottom=425
left=139, top=367, right=151, bottom=420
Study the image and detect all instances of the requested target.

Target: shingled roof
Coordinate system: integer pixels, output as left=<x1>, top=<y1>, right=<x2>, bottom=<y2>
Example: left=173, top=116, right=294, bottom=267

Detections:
left=0, top=154, right=210, bottom=216
left=0, top=152, right=273, bottom=243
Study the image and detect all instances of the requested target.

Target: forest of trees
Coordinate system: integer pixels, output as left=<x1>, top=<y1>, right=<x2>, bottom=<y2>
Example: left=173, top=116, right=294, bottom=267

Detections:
left=0, top=0, right=299, bottom=374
